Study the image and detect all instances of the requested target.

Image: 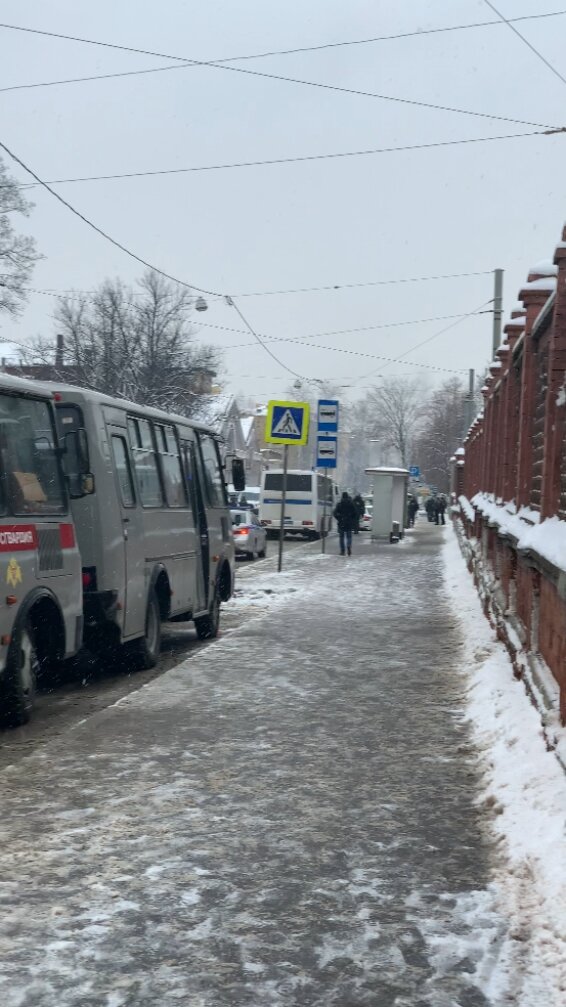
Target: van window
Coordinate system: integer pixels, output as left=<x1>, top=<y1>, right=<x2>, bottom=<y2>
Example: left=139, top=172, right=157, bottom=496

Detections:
left=111, top=435, right=136, bottom=508
left=127, top=417, right=163, bottom=508
left=197, top=434, right=226, bottom=507
left=155, top=424, right=186, bottom=508
left=0, top=394, right=65, bottom=516
left=264, top=473, right=312, bottom=493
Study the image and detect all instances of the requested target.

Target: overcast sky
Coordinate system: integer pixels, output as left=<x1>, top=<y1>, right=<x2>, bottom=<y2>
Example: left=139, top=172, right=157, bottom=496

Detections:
left=1, top=0, right=565, bottom=407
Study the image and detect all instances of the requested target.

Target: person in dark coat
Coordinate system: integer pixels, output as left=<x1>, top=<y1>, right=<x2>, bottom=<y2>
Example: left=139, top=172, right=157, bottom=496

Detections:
left=352, top=493, right=365, bottom=534
left=407, top=495, right=419, bottom=527
left=435, top=494, right=447, bottom=526
left=333, top=491, right=358, bottom=556
left=425, top=496, right=435, bottom=522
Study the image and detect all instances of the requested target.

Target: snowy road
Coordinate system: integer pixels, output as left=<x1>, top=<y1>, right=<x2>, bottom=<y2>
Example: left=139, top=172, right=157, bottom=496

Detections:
left=0, top=535, right=312, bottom=772
left=0, top=524, right=563, bottom=1005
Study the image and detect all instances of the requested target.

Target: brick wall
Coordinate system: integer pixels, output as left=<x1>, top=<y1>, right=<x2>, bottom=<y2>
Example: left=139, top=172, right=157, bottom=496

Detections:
left=456, top=227, right=566, bottom=725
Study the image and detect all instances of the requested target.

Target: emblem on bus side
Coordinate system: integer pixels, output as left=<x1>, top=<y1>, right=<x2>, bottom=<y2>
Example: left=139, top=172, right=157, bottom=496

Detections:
left=6, top=558, right=22, bottom=588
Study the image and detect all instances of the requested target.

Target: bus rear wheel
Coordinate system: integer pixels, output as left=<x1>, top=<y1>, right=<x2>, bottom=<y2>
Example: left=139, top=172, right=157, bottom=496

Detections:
left=129, top=589, right=162, bottom=670
left=0, top=618, right=39, bottom=727
left=195, top=591, right=220, bottom=640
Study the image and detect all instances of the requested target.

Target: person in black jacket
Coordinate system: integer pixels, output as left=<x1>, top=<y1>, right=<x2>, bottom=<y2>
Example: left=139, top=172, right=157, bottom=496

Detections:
left=333, top=491, right=358, bottom=556
left=407, top=495, right=419, bottom=527
left=352, top=492, right=365, bottom=534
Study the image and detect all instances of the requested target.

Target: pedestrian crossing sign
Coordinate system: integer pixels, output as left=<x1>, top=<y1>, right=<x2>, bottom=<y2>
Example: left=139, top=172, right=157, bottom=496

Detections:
left=265, top=400, right=310, bottom=445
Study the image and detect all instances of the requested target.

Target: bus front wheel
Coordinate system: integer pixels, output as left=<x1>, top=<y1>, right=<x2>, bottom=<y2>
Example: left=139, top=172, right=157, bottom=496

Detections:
left=195, top=591, right=220, bottom=640
left=0, top=618, right=39, bottom=727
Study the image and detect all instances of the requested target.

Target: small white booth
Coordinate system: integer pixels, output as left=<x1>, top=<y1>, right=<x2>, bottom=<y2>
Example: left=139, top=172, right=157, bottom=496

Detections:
left=365, top=466, right=410, bottom=541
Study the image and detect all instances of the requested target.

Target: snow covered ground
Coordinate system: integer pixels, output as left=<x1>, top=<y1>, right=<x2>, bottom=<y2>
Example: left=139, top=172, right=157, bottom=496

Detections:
left=443, top=531, right=566, bottom=1005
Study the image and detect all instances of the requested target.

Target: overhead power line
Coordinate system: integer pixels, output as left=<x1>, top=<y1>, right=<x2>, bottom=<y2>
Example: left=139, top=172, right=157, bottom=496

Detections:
left=0, top=138, right=305, bottom=380
left=225, top=269, right=494, bottom=298
left=12, top=128, right=566, bottom=191
left=1, top=10, right=565, bottom=96
left=354, top=299, right=494, bottom=385
left=483, top=1, right=566, bottom=89
left=22, top=286, right=492, bottom=343
left=0, top=20, right=560, bottom=130
left=21, top=269, right=493, bottom=303
left=213, top=310, right=493, bottom=346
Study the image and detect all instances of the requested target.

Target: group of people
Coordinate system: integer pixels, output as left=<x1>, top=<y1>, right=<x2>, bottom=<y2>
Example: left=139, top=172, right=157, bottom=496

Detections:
left=333, top=491, right=365, bottom=555
left=425, top=493, right=447, bottom=525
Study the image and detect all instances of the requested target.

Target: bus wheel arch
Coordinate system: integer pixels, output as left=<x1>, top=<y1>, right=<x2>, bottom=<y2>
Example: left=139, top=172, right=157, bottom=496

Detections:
left=0, top=591, right=65, bottom=728
left=152, top=567, right=172, bottom=621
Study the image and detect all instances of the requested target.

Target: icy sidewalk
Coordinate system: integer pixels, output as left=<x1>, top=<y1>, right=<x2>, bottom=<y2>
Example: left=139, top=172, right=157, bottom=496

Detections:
left=0, top=525, right=560, bottom=1006
left=444, top=532, right=566, bottom=1005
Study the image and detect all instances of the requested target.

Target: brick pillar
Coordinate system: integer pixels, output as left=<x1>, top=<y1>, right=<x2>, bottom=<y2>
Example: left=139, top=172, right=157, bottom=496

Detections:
left=542, top=233, right=566, bottom=518
left=496, top=345, right=512, bottom=501
left=516, top=278, right=555, bottom=508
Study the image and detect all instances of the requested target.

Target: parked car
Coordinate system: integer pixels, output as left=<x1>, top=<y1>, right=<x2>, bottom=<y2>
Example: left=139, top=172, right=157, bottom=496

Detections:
left=231, top=509, right=267, bottom=559
left=238, top=486, right=260, bottom=513
left=359, top=505, right=373, bottom=532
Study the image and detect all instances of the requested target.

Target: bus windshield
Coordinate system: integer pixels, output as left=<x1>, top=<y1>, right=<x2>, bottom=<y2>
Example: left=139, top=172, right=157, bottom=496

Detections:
left=0, top=394, right=65, bottom=515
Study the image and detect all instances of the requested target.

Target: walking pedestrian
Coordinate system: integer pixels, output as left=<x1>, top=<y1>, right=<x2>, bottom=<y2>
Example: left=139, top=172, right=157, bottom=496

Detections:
left=425, top=497, right=435, bottom=523
left=333, top=491, right=358, bottom=556
left=352, top=492, right=365, bottom=535
left=436, top=494, right=447, bottom=526
left=407, top=495, right=419, bottom=528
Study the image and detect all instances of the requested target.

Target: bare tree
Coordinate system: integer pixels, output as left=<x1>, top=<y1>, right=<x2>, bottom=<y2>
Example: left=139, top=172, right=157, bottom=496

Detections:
left=364, top=376, right=423, bottom=467
left=31, top=271, right=220, bottom=415
left=414, top=377, right=472, bottom=492
left=0, top=156, right=42, bottom=317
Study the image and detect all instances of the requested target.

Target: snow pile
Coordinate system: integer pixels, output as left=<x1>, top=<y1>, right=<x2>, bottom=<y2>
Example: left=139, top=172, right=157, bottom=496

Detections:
left=459, top=495, right=475, bottom=522
left=471, top=493, right=566, bottom=570
left=444, top=531, right=566, bottom=1005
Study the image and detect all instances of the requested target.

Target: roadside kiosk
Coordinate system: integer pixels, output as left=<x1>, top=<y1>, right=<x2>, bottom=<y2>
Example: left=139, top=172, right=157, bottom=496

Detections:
left=365, top=466, right=410, bottom=542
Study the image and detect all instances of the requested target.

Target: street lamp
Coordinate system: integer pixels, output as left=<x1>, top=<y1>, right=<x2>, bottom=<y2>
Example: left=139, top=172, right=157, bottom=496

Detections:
left=195, top=296, right=208, bottom=312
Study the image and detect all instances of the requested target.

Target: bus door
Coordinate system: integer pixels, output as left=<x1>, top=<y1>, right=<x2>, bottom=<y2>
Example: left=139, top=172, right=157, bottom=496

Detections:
left=183, top=442, right=208, bottom=612
left=108, top=424, right=146, bottom=639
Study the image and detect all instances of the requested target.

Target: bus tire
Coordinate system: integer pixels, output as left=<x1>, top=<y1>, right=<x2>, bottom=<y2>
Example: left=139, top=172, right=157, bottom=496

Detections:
left=0, top=617, right=39, bottom=728
left=129, top=589, right=162, bottom=670
left=195, top=590, right=220, bottom=641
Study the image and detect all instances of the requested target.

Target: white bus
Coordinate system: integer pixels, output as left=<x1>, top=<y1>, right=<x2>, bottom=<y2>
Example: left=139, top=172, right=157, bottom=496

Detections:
left=53, top=385, right=242, bottom=666
left=0, top=374, right=83, bottom=727
left=259, top=469, right=340, bottom=540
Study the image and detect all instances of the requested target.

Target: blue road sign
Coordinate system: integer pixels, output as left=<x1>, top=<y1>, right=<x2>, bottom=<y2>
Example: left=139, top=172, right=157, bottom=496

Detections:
left=317, top=434, right=337, bottom=468
left=409, top=465, right=420, bottom=478
left=317, top=399, right=339, bottom=433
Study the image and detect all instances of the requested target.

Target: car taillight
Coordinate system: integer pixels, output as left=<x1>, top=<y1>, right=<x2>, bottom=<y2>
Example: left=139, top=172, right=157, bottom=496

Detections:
left=302, top=520, right=313, bottom=526
left=233, top=526, right=250, bottom=535
left=82, top=566, right=97, bottom=591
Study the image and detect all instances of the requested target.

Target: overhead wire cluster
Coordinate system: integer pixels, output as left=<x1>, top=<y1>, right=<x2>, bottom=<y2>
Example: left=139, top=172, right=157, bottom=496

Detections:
left=1, top=7, right=565, bottom=384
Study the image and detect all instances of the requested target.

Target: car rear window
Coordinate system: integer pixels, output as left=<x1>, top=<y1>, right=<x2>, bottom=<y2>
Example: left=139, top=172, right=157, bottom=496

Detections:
left=231, top=511, right=247, bottom=525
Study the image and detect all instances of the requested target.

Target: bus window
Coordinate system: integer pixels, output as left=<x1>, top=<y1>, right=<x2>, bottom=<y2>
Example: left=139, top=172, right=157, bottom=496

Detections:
left=155, top=423, right=186, bottom=508
left=111, top=435, right=136, bottom=508
left=0, top=394, right=65, bottom=515
left=264, top=473, right=312, bottom=493
left=197, top=434, right=226, bottom=507
left=127, top=417, right=163, bottom=508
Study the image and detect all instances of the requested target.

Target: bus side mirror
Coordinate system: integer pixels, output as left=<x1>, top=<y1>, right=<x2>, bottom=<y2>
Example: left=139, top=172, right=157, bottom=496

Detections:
left=232, top=458, right=245, bottom=492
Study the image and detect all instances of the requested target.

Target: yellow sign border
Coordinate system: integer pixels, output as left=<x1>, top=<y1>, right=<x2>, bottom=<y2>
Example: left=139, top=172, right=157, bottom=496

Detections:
left=265, top=400, right=310, bottom=446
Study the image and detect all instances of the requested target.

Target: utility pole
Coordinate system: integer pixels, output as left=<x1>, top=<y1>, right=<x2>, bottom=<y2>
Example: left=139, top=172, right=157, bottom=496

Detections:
left=492, top=268, right=504, bottom=358
left=463, top=368, right=476, bottom=438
